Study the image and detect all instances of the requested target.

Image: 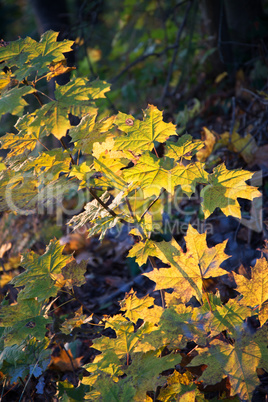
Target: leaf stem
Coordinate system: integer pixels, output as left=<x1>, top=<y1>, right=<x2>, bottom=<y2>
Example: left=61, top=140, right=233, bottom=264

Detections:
left=126, top=196, right=135, bottom=219
left=149, top=256, right=165, bottom=309
left=87, top=187, right=131, bottom=227
left=140, top=189, right=165, bottom=221
left=61, top=344, right=77, bottom=384
left=72, top=287, right=106, bottom=325
left=203, top=286, right=213, bottom=313
left=60, top=138, right=76, bottom=165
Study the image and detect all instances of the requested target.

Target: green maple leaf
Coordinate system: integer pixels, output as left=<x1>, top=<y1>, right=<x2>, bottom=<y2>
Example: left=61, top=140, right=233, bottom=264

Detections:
left=61, top=259, right=87, bottom=288
left=201, top=163, right=261, bottom=219
left=91, top=320, right=136, bottom=360
left=158, top=370, right=197, bottom=402
left=92, top=315, right=154, bottom=362
left=144, top=225, right=229, bottom=303
left=0, top=31, right=74, bottom=80
left=0, top=298, right=52, bottom=346
left=165, top=134, right=203, bottom=160
left=171, top=161, right=208, bottom=197
left=11, top=240, right=71, bottom=302
left=119, top=290, right=155, bottom=323
left=69, top=113, right=115, bottom=154
left=127, top=239, right=158, bottom=266
left=0, top=85, right=35, bottom=116
left=233, top=258, right=268, bottom=326
left=0, top=170, right=38, bottom=212
left=196, top=294, right=251, bottom=336
left=135, top=303, right=206, bottom=354
left=84, top=373, right=135, bottom=402
left=93, top=154, right=128, bottom=191
left=0, top=114, right=47, bottom=159
left=0, top=339, right=50, bottom=384
left=114, top=104, right=177, bottom=153
left=85, top=350, right=124, bottom=381
left=125, top=350, right=182, bottom=400
left=123, top=151, right=174, bottom=197
left=123, top=152, right=207, bottom=198
left=187, top=331, right=268, bottom=401
left=32, top=78, right=110, bottom=139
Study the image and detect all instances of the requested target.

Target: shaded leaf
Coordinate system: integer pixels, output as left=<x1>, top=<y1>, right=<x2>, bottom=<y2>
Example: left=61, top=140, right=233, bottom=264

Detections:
left=11, top=240, right=71, bottom=302
left=0, top=85, right=34, bottom=116
left=187, top=333, right=268, bottom=401
left=61, top=259, right=87, bottom=288
left=0, top=31, right=74, bottom=81
left=0, top=298, right=52, bottom=346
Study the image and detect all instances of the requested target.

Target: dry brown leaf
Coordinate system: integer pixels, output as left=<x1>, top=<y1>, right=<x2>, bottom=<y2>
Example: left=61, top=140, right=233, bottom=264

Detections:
left=196, top=127, right=216, bottom=162
left=48, top=346, right=83, bottom=372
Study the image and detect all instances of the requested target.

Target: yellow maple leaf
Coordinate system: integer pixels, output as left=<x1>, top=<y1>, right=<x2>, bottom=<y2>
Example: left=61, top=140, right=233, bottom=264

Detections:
left=144, top=225, right=229, bottom=303
left=201, top=163, right=261, bottom=219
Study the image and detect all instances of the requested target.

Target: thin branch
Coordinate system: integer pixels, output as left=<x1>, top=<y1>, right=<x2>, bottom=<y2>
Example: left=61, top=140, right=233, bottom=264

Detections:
left=111, top=42, right=189, bottom=84
left=37, top=139, right=50, bottom=151
left=19, top=357, right=40, bottom=402
left=149, top=256, right=165, bottom=309
left=61, top=344, right=77, bottom=385
left=126, top=197, right=135, bottom=219
left=72, top=287, right=105, bottom=324
left=87, top=187, right=130, bottom=227
left=60, top=138, right=76, bottom=165
left=229, top=96, right=236, bottom=139
left=140, top=189, right=165, bottom=221
left=33, top=91, right=43, bottom=106
left=160, top=0, right=193, bottom=105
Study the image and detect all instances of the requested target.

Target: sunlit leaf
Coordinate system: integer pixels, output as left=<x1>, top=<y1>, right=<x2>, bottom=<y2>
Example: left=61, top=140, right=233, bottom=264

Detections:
left=234, top=258, right=268, bottom=326
left=144, top=225, right=229, bottom=303
left=114, top=105, right=177, bottom=153
left=201, top=163, right=261, bottom=219
left=69, top=113, right=115, bottom=154
left=196, top=127, right=216, bottom=162
left=127, top=239, right=158, bottom=266
left=165, top=134, right=203, bottom=160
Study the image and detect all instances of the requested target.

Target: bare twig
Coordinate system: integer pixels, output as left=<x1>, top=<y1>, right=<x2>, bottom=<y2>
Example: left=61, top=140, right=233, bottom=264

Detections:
left=149, top=256, right=165, bottom=309
left=140, top=189, right=165, bottom=221
left=111, top=42, right=189, bottom=84
left=229, top=96, right=236, bottom=140
left=160, top=0, right=193, bottom=105
left=60, top=138, right=76, bottom=165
